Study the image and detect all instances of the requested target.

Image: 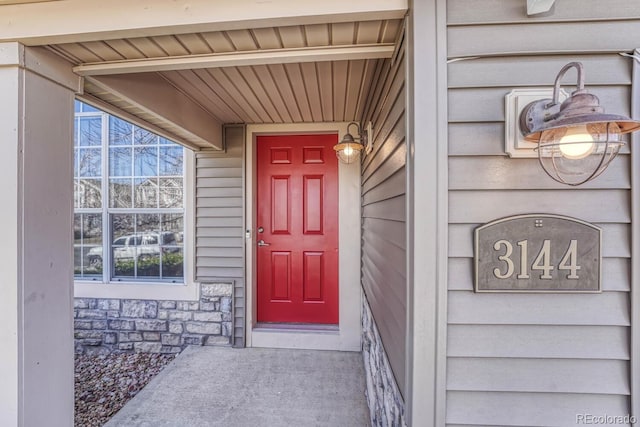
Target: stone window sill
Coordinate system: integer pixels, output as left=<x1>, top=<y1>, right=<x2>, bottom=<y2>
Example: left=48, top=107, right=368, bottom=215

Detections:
left=74, top=280, right=199, bottom=301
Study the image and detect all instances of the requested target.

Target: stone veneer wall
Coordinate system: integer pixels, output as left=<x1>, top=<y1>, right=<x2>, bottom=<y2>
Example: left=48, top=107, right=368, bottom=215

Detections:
left=74, top=283, right=233, bottom=355
left=362, top=297, right=406, bottom=427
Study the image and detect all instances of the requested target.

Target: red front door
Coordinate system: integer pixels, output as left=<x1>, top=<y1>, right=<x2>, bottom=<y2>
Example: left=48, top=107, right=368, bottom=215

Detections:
left=256, top=134, right=339, bottom=324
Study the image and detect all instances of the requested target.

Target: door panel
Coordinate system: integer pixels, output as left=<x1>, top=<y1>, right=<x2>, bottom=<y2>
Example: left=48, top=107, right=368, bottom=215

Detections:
left=303, top=251, right=324, bottom=301
left=303, top=176, right=323, bottom=234
left=271, top=176, right=290, bottom=234
left=256, top=134, right=339, bottom=324
left=270, top=252, right=291, bottom=300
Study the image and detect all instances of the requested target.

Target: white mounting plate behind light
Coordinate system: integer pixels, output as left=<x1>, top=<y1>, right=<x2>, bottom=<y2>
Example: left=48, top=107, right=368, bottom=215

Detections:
left=365, top=121, right=373, bottom=154
left=504, top=88, right=568, bottom=158
left=527, top=0, right=556, bottom=15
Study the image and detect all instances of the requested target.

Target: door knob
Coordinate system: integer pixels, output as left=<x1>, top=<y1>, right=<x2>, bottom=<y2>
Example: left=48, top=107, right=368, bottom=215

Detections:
left=258, top=239, right=271, bottom=247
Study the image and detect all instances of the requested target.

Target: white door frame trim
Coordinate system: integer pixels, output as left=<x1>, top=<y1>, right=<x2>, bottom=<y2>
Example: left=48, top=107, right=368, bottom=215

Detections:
left=245, top=122, right=361, bottom=351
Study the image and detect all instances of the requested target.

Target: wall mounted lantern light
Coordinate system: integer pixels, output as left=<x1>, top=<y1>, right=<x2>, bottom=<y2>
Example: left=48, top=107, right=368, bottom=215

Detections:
left=333, top=121, right=371, bottom=164
left=514, top=62, right=640, bottom=186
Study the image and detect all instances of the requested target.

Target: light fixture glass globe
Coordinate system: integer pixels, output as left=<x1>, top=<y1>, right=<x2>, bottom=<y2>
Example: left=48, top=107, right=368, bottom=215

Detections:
left=343, top=145, right=354, bottom=156
left=558, top=124, right=595, bottom=160
left=537, top=122, right=623, bottom=186
left=335, top=142, right=361, bottom=164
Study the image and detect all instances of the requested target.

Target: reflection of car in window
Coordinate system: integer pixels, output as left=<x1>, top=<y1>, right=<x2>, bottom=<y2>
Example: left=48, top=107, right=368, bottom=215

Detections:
left=87, top=232, right=178, bottom=266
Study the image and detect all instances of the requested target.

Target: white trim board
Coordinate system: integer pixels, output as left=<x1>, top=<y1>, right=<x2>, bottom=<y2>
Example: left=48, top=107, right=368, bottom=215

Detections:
left=245, top=122, right=362, bottom=352
left=0, top=0, right=407, bottom=45
left=630, top=46, right=640, bottom=419
left=405, top=0, right=449, bottom=424
left=74, top=44, right=395, bottom=76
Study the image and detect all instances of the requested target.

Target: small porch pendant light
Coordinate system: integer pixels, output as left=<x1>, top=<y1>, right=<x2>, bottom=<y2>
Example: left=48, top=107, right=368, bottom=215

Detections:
left=334, top=122, right=366, bottom=164
left=519, top=62, right=640, bottom=186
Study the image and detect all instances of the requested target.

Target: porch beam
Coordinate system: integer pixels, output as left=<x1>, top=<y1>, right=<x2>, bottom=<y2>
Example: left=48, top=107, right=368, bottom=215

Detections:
left=0, top=0, right=407, bottom=45
left=76, top=93, right=205, bottom=152
left=74, top=44, right=396, bottom=76
left=86, top=73, right=223, bottom=149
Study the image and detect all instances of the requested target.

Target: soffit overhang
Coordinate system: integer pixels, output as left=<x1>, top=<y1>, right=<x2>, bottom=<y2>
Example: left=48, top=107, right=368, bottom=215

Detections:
left=1, top=1, right=406, bottom=150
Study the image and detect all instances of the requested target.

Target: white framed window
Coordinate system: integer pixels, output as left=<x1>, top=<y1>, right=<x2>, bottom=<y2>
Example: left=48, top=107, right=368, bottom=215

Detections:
left=73, top=101, right=195, bottom=297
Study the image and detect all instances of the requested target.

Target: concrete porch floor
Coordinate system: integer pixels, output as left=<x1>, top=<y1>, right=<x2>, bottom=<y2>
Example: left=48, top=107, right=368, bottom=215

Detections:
left=105, top=346, right=371, bottom=427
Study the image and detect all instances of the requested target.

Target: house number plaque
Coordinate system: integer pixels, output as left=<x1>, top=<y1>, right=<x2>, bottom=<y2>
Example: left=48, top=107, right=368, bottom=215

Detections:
left=475, top=214, right=601, bottom=292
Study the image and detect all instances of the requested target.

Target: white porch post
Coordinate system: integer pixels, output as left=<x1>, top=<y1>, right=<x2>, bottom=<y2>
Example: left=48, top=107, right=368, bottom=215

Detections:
left=406, top=0, right=448, bottom=425
left=0, top=42, right=80, bottom=427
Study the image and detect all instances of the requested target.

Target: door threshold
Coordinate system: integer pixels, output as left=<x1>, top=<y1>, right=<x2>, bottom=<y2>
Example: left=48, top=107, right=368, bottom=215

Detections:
left=250, top=322, right=345, bottom=350
left=254, top=322, right=339, bottom=332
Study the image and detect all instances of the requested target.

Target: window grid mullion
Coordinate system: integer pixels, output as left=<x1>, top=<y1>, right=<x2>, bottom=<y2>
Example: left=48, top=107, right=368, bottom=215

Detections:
left=130, top=128, right=135, bottom=209
left=73, top=116, right=78, bottom=210
left=101, top=111, right=110, bottom=284
left=133, top=213, right=138, bottom=276
left=108, top=208, right=184, bottom=214
left=159, top=214, right=164, bottom=280
left=157, top=139, right=160, bottom=209
left=79, top=213, right=84, bottom=277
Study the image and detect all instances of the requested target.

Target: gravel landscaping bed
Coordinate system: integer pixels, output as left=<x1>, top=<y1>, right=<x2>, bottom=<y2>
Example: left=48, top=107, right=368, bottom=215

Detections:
left=75, top=352, right=176, bottom=427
